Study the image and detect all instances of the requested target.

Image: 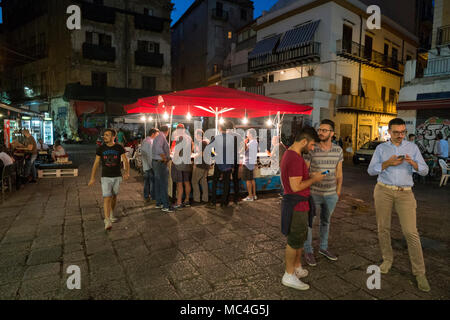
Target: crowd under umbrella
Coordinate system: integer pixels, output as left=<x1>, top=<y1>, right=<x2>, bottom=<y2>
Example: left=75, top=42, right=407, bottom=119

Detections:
left=124, top=85, right=313, bottom=138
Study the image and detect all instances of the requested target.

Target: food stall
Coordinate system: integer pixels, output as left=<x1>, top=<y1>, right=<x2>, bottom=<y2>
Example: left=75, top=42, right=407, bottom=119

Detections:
left=125, top=86, right=313, bottom=197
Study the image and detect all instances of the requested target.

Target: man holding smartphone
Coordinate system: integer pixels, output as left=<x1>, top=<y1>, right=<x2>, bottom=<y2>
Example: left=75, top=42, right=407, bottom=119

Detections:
left=368, top=118, right=430, bottom=292
left=303, top=120, right=343, bottom=266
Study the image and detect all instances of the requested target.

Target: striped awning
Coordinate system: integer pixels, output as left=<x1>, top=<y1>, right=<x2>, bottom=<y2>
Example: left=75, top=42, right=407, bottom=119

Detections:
left=248, top=34, right=281, bottom=59
left=276, top=20, right=320, bottom=52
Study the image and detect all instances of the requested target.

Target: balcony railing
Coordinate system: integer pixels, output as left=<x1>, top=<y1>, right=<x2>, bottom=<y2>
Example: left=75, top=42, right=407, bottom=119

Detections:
left=424, top=57, right=450, bottom=77
left=82, top=43, right=116, bottom=62
left=336, top=40, right=404, bottom=74
left=249, top=42, right=321, bottom=72
left=244, top=86, right=265, bottom=96
left=437, top=25, right=450, bottom=46
left=211, top=8, right=229, bottom=21
left=81, top=2, right=116, bottom=24
left=223, top=63, right=248, bottom=78
left=135, top=51, right=164, bottom=68
left=337, top=95, right=397, bottom=114
left=134, top=14, right=165, bottom=32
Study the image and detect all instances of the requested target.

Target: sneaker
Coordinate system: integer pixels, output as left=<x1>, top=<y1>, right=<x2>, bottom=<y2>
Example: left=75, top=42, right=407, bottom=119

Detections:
left=183, top=202, right=191, bottom=207
left=254, top=195, right=258, bottom=200
left=281, top=272, right=310, bottom=291
left=304, top=252, right=317, bottom=267
left=379, top=261, right=392, bottom=274
left=155, top=204, right=163, bottom=209
left=295, top=266, right=309, bottom=278
left=243, top=196, right=254, bottom=202
left=173, top=204, right=184, bottom=210
left=206, top=202, right=216, bottom=209
left=110, top=214, right=118, bottom=223
left=416, top=275, right=431, bottom=292
left=318, top=249, right=338, bottom=261
left=104, top=218, right=112, bottom=231
left=162, top=207, right=175, bottom=213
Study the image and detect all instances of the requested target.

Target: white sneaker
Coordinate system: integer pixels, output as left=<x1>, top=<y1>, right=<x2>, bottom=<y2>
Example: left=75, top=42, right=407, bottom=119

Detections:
left=110, top=213, right=117, bottom=223
left=281, top=272, right=310, bottom=290
left=295, top=266, right=309, bottom=278
left=104, top=218, right=112, bottom=230
left=243, top=197, right=254, bottom=201
left=254, top=195, right=258, bottom=200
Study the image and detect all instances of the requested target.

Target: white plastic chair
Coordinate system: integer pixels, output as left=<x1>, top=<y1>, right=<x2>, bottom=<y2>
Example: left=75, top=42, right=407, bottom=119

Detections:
left=438, top=159, right=450, bottom=187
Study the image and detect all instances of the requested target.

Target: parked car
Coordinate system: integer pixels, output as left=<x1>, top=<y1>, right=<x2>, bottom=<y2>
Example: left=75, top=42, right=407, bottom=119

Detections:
left=353, top=141, right=385, bottom=165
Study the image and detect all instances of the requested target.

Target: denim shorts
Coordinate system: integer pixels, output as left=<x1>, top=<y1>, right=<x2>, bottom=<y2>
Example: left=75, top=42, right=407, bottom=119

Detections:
left=101, top=177, right=122, bottom=197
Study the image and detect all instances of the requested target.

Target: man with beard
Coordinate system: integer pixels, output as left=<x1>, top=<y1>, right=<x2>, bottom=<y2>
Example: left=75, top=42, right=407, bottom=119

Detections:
left=280, top=127, right=324, bottom=290
left=303, top=120, right=343, bottom=266
left=368, top=118, right=430, bottom=292
left=89, top=129, right=130, bottom=230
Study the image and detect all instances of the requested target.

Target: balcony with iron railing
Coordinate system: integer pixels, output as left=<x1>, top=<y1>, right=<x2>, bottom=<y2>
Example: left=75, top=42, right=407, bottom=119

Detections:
left=437, top=25, right=450, bottom=46
left=337, top=94, right=397, bottom=114
left=336, top=40, right=404, bottom=75
left=249, top=42, right=321, bottom=72
left=223, top=63, right=249, bottom=78
left=81, top=2, right=116, bottom=24
left=424, top=56, right=450, bottom=77
left=82, top=43, right=116, bottom=62
left=135, top=51, right=164, bottom=68
left=211, top=8, right=229, bottom=21
left=134, top=14, right=166, bottom=32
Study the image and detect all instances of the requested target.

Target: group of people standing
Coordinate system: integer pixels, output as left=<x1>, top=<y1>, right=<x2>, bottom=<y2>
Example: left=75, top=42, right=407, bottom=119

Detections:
left=88, top=117, right=432, bottom=294
left=281, top=118, right=431, bottom=293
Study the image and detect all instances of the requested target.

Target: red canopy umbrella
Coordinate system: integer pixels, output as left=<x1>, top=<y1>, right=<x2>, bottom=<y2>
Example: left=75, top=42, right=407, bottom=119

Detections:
left=125, top=86, right=313, bottom=118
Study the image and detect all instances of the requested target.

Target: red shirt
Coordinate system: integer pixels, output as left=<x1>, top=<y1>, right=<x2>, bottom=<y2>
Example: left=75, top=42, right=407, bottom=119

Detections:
left=280, top=149, right=310, bottom=212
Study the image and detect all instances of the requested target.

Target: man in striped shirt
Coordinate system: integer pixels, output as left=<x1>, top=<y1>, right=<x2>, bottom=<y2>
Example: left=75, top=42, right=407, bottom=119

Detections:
left=303, top=119, right=343, bottom=266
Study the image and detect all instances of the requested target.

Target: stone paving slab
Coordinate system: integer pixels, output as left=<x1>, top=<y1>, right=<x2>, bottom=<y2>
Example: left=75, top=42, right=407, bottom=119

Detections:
left=0, top=144, right=448, bottom=300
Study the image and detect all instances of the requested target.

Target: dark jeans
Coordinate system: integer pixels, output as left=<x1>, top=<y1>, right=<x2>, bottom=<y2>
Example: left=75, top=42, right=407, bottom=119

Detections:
left=143, top=169, right=155, bottom=200
left=152, top=160, right=169, bottom=208
left=231, top=164, right=240, bottom=202
left=24, top=154, right=37, bottom=180
left=211, top=165, right=231, bottom=205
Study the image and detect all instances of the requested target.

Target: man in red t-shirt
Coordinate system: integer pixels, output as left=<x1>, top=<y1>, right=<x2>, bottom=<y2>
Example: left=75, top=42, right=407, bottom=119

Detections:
left=280, top=127, right=324, bottom=291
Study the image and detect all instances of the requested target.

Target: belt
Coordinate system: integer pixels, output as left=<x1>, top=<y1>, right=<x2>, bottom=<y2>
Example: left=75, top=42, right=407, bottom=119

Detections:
left=377, top=182, right=412, bottom=191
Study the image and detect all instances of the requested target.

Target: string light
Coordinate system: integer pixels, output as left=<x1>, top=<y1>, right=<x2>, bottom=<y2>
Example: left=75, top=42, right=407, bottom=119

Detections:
left=163, top=112, right=169, bottom=120
left=148, top=116, right=153, bottom=122
left=140, top=115, right=146, bottom=122
left=186, top=112, right=192, bottom=120
left=219, top=118, right=225, bottom=124
left=267, top=119, right=273, bottom=126
left=242, top=117, right=249, bottom=125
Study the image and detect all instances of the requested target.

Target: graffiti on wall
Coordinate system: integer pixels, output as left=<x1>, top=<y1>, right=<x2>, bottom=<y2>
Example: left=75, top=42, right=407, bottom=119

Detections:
left=416, top=117, right=450, bottom=155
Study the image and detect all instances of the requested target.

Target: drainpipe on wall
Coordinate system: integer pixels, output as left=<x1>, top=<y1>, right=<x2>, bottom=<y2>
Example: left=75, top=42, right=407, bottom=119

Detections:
left=355, top=14, right=363, bottom=151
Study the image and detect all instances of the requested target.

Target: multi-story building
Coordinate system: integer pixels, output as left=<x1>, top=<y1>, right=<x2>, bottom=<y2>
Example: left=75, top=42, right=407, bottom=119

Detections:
left=0, top=0, right=172, bottom=138
left=398, top=0, right=450, bottom=157
left=171, top=0, right=254, bottom=90
left=217, top=0, right=421, bottom=152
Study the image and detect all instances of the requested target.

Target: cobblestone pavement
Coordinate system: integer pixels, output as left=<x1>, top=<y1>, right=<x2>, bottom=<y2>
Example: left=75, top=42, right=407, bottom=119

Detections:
left=0, top=144, right=449, bottom=300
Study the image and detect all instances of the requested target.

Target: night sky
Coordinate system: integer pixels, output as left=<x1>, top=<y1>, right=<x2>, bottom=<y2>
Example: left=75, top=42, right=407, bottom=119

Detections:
left=171, top=0, right=279, bottom=25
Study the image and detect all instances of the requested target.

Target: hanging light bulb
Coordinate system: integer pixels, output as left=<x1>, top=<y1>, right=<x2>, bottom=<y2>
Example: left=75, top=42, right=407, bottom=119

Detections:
left=163, top=112, right=169, bottom=120
left=242, top=117, right=249, bottom=125
left=267, top=119, right=273, bottom=127
left=186, top=112, right=192, bottom=120
left=148, top=116, right=153, bottom=122
left=219, top=118, right=225, bottom=124
left=140, top=115, right=146, bottom=122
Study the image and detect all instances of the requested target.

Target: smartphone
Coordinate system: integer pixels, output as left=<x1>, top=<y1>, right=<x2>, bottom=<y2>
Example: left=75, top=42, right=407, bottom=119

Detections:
left=397, top=155, right=405, bottom=160
left=321, top=170, right=330, bottom=175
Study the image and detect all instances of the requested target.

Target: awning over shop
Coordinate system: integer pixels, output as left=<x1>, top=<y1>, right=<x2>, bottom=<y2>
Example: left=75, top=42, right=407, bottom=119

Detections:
left=276, top=20, right=320, bottom=53
left=397, top=99, right=450, bottom=110
left=248, top=34, right=281, bottom=59
left=0, top=103, right=43, bottom=117
left=73, top=100, right=105, bottom=117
